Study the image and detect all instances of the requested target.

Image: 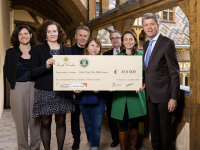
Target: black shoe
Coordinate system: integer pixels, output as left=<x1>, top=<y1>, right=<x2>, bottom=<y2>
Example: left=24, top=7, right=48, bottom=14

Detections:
left=111, top=140, right=119, bottom=147
left=72, top=139, right=80, bottom=150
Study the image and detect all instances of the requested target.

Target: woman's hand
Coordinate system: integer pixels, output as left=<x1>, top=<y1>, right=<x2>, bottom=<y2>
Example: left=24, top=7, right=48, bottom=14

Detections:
left=94, top=91, right=99, bottom=93
left=74, top=90, right=82, bottom=94
left=46, top=58, right=55, bottom=69
left=136, top=83, right=145, bottom=93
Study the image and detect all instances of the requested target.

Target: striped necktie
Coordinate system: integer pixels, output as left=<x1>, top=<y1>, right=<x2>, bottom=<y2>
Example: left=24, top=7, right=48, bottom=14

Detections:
left=145, top=40, right=154, bottom=68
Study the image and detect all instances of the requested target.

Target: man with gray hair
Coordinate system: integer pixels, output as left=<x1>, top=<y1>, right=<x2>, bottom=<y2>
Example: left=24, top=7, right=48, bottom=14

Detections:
left=71, top=25, right=90, bottom=55
left=141, top=13, right=180, bottom=150
left=103, top=30, right=122, bottom=147
left=70, top=25, right=90, bottom=150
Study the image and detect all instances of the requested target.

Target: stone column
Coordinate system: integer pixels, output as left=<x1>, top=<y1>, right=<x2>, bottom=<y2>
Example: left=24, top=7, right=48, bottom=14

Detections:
left=179, top=0, right=200, bottom=148
left=0, top=0, right=11, bottom=116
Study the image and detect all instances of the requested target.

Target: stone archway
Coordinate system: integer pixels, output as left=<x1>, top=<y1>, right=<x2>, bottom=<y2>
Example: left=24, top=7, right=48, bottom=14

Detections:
left=11, top=0, right=88, bottom=39
left=178, top=0, right=200, bottom=149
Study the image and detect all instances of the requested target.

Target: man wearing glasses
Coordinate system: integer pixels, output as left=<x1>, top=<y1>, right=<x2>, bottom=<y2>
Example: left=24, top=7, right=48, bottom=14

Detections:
left=104, top=30, right=122, bottom=55
left=103, top=30, right=122, bottom=147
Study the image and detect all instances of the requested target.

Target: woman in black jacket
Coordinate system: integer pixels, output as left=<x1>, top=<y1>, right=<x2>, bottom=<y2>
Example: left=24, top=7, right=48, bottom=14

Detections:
left=4, top=25, right=41, bottom=150
left=30, top=20, right=75, bottom=150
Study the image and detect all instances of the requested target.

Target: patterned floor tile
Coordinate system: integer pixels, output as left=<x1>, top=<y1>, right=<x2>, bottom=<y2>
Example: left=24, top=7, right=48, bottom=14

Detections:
left=0, top=109, right=146, bottom=150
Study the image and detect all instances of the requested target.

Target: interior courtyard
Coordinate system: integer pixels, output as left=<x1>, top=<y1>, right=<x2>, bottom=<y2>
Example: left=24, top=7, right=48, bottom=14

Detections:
left=0, top=0, right=199, bottom=149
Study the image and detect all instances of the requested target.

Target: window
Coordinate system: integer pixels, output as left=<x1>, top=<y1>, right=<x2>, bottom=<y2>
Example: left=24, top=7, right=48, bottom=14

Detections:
left=161, top=7, right=175, bottom=22
left=95, top=0, right=109, bottom=17
left=96, top=0, right=100, bottom=17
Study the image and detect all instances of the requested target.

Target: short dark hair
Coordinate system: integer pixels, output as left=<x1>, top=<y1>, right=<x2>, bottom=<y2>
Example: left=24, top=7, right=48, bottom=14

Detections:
left=84, top=37, right=102, bottom=55
left=36, top=20, right=67, bottom=43
left=120, top=30, right=138, bottom=55
left=11, top=25, right=36, bottom=46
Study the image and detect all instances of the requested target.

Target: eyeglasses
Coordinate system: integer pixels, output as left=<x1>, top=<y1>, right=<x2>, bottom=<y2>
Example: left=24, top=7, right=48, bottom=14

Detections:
left=110, top=37, right=121, bottom=41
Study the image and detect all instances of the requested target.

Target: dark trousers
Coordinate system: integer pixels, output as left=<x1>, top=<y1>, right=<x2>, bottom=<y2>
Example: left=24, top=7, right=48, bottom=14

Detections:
left=71, top=104, right=81, bottom=140
left=106, top=100, right=119, bottom=142
left=148, top=100, right=172, bottom=150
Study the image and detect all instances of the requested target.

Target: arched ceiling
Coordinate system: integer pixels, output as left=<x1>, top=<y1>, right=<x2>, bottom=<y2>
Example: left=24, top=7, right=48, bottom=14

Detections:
left=11, top=0, right=88, bottom=38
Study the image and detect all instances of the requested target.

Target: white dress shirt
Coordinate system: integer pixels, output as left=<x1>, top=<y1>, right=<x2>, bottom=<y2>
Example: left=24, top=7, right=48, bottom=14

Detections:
left=113, top=48, right=120, bottom=55
left=144, top=32, right=160, bottom=63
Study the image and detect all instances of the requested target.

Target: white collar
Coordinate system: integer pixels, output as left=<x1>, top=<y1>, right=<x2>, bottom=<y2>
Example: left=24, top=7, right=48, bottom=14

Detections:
left=149, top=32, right=160, bottom=42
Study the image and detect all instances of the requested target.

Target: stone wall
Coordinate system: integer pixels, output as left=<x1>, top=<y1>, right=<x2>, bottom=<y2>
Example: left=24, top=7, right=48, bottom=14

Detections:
left=0, top=0, right=11, bottom=118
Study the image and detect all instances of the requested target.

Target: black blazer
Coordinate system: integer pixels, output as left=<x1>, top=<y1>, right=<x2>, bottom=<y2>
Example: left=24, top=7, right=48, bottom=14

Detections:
left=143, top=34, right=180, bottom=103
left=3, top=46, right=30, bottom=89
left=71, top=43, right=78, bottom=55
left=103, top=49, right=113, bottom=55
left=30, top=43, right=72, bottom=91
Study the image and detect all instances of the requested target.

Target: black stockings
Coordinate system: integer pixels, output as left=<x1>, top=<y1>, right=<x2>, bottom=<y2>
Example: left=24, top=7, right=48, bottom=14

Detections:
left=41, top=114, right=66, bottom=150
left=41, top=115, right=52, bottom=150
left=55, top=114, right=66, bottom=150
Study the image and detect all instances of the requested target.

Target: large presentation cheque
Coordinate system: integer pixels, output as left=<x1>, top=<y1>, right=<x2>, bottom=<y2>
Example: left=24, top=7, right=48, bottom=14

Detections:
left=53, top=55, right=142, bottom=91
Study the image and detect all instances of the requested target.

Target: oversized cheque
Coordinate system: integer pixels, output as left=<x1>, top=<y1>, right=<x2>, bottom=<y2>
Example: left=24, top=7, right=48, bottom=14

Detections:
left=53, top=55, right=142, bottom=91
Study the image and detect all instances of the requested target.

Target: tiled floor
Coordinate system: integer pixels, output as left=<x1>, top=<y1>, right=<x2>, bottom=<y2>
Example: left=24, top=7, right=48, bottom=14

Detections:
left=0, top=109, right=146, bottom=150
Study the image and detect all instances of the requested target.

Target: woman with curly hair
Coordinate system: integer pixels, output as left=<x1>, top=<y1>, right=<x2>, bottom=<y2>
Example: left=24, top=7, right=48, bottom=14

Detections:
left=30, top=20, right=75, bottom=150
left=4, top=25, right=41, bottom=150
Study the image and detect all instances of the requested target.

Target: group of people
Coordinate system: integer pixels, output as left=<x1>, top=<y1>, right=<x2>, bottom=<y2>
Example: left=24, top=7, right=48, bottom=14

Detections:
left=4, top=12, right=180, bottom=150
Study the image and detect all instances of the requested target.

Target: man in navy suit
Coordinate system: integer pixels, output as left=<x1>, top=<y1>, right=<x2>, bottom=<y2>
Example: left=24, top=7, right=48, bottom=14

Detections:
left=142, top=13, right=180, bottom=150
left=70, top=25, right=90, bottom=150
left=103, top=30, right=122, bottom=147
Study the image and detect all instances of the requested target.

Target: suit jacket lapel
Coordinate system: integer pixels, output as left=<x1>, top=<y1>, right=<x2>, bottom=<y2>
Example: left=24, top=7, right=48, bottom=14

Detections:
left=146, top=34, right=163, bottom=70
left=143, top=42, right=149, bottom=54
left=111, top=48, right=114, bottom=55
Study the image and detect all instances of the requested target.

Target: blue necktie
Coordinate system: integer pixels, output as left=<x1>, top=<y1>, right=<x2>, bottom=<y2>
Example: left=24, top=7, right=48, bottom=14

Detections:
left=116, top=50, right=119, bottom=54
left=145, top=40, right=154, bottom=68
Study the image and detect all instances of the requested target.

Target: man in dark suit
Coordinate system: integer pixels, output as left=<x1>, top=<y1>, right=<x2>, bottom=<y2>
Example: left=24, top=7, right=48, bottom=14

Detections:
left=141, top=13, right=180, bottom=150
left=103, top=30, right=121, bottom=147
left=70, top=25, right=90, bottom=150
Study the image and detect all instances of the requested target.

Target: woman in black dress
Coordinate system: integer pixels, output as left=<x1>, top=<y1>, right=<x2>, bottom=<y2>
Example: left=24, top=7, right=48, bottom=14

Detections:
left=30, top=20, right=75, bottom=150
